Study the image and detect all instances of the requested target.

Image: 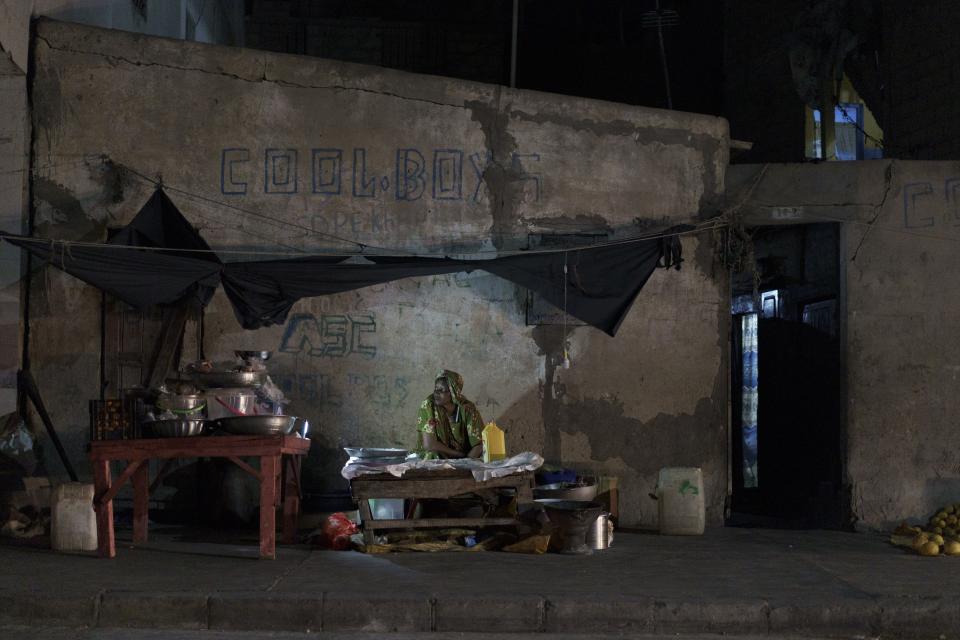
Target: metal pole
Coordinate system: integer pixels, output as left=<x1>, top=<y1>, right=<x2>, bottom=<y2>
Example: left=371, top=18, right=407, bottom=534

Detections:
left=510, top=0, right=519, bottom=88
left=655, top=0, right=672, bottom=109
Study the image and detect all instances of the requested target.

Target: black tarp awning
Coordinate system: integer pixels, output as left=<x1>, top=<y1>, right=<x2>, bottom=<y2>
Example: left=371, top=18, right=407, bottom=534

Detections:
left=3, top=189, right=687, bottom=337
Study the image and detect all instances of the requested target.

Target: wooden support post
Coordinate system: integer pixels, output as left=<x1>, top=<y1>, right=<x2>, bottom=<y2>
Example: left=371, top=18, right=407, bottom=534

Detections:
left=143, top=303, right=191, bottom=390
left=132, top=461, right=149, bottom=544
left=281, top=455, right=301, bottom=544
left=92, top=460, right=115, bottom=558
left=259, top=455, right=279, bottom=559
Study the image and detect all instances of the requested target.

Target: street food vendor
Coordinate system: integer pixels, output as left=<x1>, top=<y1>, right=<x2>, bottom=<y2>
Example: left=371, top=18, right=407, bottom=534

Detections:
left=415, top=369, right=484, bottom=459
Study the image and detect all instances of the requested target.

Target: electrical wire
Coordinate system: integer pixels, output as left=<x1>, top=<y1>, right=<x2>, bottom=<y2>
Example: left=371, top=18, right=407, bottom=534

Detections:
left=119, top=163, right=413, bottom=255
left=0, top=221, right=724, bottom=259
left=115, top=161, right=723, bottom=258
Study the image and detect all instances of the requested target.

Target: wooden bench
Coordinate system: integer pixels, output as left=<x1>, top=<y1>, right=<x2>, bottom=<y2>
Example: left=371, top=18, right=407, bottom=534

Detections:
left=88, top=434, right=310, bottom=559
left=350, top=468, right=534, bottom=544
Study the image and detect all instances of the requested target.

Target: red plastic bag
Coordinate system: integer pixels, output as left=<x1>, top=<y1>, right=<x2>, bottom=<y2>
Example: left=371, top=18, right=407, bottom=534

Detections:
left=320, top=512, right=358, bottom=550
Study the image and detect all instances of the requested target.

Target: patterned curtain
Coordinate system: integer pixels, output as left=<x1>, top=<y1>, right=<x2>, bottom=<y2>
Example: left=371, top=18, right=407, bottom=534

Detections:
left=741, top=313, right=759, bottom=488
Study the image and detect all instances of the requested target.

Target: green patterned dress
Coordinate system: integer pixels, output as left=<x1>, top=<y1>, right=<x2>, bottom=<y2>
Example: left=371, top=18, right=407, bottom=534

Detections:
left=415, top=369, right=484, bottom=459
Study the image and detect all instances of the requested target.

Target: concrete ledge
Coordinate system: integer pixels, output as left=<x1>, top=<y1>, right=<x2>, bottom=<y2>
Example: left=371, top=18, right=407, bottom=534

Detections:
left=7, top=587, right=960, bottom=637
left=769, top=600, right=880, bottom=637
left=321, top=592, right=431, bottom=632
left=651, top=598, right=770, bottom=635
left=0, top=592, right=96, bottom=627
left=878, top=596, right=960, bottom=638
left=434, top=594, right=543, bottom=632
left=209, top=593, right=322, bottom=632
left=97, top=592, right=208, bottom=630
left=544, top=596, right=656, bottom=634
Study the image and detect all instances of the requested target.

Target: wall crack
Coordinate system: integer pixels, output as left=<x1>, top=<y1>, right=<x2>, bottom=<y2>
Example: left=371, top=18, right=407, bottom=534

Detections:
left=850, top=161, right=896, bottom=262
left=36, top=35, right=467, bottom=111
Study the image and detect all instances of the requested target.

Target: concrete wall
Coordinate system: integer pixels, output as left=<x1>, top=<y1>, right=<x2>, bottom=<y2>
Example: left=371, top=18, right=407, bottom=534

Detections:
left=0, top=53, right=28, bottom=415
left=0, top=0, right=244, bottom=430
left=27, top=19, right=729, bottom=527
left=729, top=159, right=960, bottom=530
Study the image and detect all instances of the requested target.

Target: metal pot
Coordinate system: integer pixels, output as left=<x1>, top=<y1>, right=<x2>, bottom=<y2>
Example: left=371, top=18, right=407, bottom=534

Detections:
left=586, top=512, right=613, bottom=550
left=533, top=482, right=598, bottom=501
left=205, top=388, right=257, bottom=420
left=156, top=393, right=206, bottom=419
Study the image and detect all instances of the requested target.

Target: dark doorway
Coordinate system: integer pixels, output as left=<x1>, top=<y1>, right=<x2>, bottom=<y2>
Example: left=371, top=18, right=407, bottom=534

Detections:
left=729, top=223, right=847, bottom=529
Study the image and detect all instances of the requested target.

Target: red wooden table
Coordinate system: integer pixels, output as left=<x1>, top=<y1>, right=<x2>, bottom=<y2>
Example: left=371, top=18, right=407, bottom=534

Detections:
left=88, top=434, right=310, bottom=559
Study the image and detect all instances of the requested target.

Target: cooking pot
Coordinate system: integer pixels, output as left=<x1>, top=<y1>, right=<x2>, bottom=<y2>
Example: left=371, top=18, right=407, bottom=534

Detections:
left=155, top=393, right=206, bottom=419
left=586, top=512, right=613, bottom=550
left=205, top=388, right=257, bottom=420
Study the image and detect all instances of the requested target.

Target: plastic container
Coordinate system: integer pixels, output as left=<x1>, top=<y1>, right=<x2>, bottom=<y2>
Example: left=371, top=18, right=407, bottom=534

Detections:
left=482, top=422, right=506, bottom=462
left=51, top=482, right=97, bottom=552
left=656, top=467, right=705, bottom=535
left=368, top=498, right=404, bottom=520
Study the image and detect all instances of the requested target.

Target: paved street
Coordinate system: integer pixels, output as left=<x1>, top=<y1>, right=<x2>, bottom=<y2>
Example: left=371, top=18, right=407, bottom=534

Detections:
left=1, top=527, right=958, bottom=637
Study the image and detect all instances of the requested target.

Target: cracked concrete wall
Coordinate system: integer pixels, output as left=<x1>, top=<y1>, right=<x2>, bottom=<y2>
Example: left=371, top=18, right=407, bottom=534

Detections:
left=729, top=160, right=960, bottom=529
left=27, top=19, right=729, bottom=527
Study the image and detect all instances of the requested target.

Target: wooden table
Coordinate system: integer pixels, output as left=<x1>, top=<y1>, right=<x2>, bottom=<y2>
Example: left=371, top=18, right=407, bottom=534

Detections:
left=350, top=468, right=534, bottom=544
left=88, top=435, right=310, bottom=559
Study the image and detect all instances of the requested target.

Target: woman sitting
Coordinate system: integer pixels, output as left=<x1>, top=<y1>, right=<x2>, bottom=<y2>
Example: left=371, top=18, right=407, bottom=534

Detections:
left=415, top=369, right=484, bottom=459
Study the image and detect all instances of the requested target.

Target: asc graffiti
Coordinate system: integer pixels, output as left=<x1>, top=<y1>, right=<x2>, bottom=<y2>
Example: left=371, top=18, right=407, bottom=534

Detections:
left=279, top=313, right=377, bottom=359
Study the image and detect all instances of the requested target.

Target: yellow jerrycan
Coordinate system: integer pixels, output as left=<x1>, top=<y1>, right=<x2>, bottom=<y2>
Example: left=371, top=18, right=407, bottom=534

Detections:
left=482, top=422, right=506, bottom=462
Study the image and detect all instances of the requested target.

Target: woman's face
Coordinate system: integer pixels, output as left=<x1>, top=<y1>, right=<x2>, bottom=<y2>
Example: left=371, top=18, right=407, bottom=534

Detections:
left=434, top=380, right=452, bottom=406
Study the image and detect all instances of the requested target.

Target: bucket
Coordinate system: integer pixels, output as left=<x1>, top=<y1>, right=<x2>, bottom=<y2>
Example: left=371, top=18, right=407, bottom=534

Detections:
left=205, top=388, right=257, bottom=420
left=656, top=467, right=705, bottom=535
left=51, top=482, right=97, bottom=553
left=586, top=512, right=613, bottom=550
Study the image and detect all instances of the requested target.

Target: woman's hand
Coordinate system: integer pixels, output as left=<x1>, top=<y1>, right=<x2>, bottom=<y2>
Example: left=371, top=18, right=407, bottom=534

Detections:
left=422, top=432, right=466, bottom=458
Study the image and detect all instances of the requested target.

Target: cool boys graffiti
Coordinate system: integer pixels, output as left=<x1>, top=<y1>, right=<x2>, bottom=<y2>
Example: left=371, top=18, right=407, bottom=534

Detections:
left=221, top=147, right=542, bottom=202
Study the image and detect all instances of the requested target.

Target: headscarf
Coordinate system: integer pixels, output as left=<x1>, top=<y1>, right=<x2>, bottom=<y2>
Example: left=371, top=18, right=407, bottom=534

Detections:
left=415, top=369, right=484, bottom=458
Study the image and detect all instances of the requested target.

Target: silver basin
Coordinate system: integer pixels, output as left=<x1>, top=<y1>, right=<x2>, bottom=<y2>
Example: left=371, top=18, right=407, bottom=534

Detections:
left=145, top=419, right=207, bottom=438
left=213, top=415, right=297, bottom=436
left=191, top=370, right=264, bottom=389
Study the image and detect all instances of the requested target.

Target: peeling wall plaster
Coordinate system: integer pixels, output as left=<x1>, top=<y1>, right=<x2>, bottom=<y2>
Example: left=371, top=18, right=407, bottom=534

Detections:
left=26, top=19, right=729, bottom=527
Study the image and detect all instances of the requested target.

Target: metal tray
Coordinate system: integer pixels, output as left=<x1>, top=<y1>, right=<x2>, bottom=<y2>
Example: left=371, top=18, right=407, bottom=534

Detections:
left=344, top=447, right=410, bottom=460
left=191, top=370, right=264, bottom=388
left=213, top=415, right=297, bottom=436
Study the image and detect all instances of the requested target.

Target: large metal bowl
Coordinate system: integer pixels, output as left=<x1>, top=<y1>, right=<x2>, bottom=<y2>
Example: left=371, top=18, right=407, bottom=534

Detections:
left=343, top=447, right=410, bottom=460
left=156, top=393, right=206, bottom=419
left=533, top=482, right=598, bottom=501
left=191, top=370, right=264, bottom=389
left=235, top=350, right=272, bottom=362
left=145, top=419, right=207, bottom=438
left=213, top=415, right=297, bottom=436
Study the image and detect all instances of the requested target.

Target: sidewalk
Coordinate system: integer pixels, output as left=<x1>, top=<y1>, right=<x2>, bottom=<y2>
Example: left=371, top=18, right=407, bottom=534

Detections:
left=1, top=526, right=957, bottom=637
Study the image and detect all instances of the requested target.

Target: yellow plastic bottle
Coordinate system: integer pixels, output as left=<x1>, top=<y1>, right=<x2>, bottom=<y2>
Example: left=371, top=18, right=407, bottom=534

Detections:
left=482, top=422, right=506, bottom=462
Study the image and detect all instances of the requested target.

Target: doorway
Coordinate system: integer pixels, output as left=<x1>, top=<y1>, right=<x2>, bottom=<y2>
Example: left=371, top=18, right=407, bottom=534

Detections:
left=728, top=223, right=848, bottom=529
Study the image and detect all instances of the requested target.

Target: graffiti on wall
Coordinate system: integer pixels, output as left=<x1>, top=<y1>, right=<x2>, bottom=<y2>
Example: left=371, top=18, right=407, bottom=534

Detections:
left=279, top=312, right=378, bottom=359
left=272, top=372, right=342, bottom=407
left=346, top=372, right=410, bottom=409
left=903, top=178, right=960, bottom=229
left=220, top=147, right=542, bottom=203
left=272, top=371, right=409, bottom=409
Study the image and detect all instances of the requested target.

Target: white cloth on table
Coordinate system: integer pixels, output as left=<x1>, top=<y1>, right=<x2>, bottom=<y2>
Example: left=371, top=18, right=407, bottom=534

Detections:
left=341, top=451, right=544, bottom=482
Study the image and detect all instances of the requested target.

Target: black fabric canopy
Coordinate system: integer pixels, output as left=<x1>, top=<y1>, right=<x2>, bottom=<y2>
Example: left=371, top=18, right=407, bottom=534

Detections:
left=4, top=189, right=688, bottom=337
